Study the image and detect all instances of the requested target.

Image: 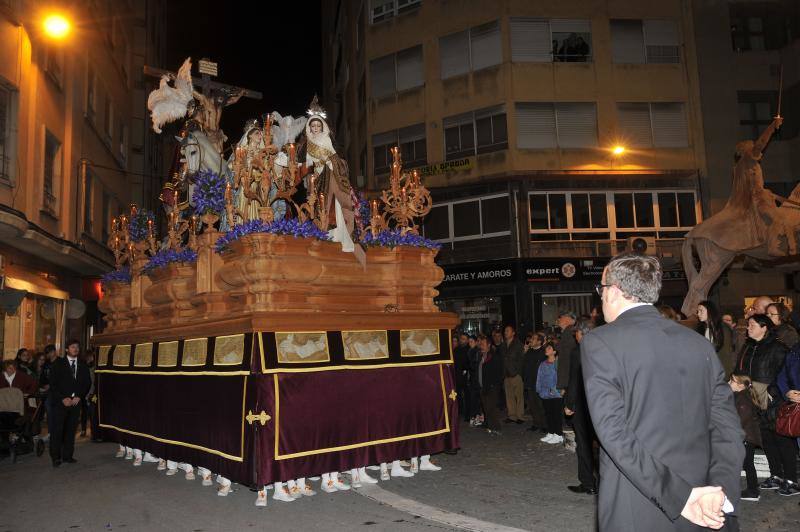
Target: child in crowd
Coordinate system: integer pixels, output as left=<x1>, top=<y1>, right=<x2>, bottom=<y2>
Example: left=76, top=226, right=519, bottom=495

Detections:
left=729, top=372, right=763, bottom=502
left=536, top=343, right=563, bottom=444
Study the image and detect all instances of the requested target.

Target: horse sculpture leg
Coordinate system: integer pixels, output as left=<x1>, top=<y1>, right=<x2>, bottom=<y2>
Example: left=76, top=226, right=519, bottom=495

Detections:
left=681, top=237, right=736, bottom=316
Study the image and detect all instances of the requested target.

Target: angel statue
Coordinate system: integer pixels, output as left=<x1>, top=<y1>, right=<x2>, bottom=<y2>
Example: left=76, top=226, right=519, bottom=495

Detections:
left=303, top=96, right=364, bottom=265
left=147, top=58, right=193, bottom=134
left=269, top=112, right=307, bottom=192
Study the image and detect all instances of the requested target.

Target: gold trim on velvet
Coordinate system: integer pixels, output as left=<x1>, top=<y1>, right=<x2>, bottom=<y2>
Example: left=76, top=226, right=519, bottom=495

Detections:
left=158, top=341, right=179, bottom=367
left=134, top=343, right=153, bottom=367
left=98, top=346, right=110, bottom=366
left=113, top=345, right=131, bottom=366
left=400, top=329, right=441, bottom=357
left=98, top=424, right=245, bottom=462
left=274, top=332, right=330, bottom=363
left=182, top=338, right=208, bottom=366
left=95, top=370, right=250, bottom=376
left=259, top=332, right=266, bottom=373
left=342, top=330, right=389, bottom=361
left=261, top=359, right=452, bottom=374
left=272, top=365, right=451, bottom=460
left=214, top=334, right=245, bottom=366
left=97, top=374, right=248, bottom=462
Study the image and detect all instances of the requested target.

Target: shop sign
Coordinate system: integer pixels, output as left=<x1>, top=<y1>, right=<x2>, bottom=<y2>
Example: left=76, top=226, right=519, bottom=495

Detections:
left=441, top=262, right=517, bottom=287
left=418, top=158, right=473, bottom=177
left=524, top=258, right=609, bottom=282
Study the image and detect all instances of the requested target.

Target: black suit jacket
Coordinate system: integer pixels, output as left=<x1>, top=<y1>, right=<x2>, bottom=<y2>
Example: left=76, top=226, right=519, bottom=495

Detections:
left=581, top=305, right=744, bottom=532
left=48, top=356, right=91, bottom=405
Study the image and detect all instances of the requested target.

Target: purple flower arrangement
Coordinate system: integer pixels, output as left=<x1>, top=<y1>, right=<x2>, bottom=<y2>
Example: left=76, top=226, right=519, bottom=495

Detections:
left=100, top=267, right=131, bottom=285
left=128, top=210, right=155, bottom=242
left=142, top=248, right=198, bottom=275
left=214, top=218, right=331, bottom=253
left=191, top=170, right=226, bottom=215
left=361, top=228, right=441, bottom=250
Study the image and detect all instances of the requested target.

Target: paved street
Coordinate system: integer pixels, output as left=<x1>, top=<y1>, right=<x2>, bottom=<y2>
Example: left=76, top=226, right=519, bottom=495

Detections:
left=1, top=422, right=798, bottom=532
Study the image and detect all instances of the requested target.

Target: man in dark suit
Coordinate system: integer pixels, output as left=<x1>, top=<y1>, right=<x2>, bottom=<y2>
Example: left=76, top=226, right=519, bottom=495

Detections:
left=582, top=253, right=744, bottom=531
left=564, top=317, right=596, bottom=494
left=48, top=339, right=91, bottom=467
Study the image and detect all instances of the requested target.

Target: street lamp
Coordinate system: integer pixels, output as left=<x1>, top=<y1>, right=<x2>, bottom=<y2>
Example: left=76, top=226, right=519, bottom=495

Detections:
left=43, top=13, right=71, bottom=39
left=612, top=145, right=626, bottom=156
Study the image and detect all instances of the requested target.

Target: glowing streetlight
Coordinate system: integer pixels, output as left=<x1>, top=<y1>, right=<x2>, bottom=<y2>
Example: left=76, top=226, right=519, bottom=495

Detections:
left=612, top=145, right=626, bottom=156
left=43, top=14, right=71, bottom=39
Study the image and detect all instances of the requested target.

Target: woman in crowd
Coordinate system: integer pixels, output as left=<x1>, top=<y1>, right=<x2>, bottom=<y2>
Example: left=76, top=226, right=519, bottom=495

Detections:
left=14, top=348, right=34, bottom=377
left=729, top=373, right=762, bottom=502
left=536, top=343, right=563, bottom=444
left=736, top=314, right=791, bottom=493
left=771, top=342, right=800, bottom=496
left=696, top=300, right=736, bottom=376
left=765, top=302, right=799, bottom=349
left=478, top=334, right=503, bottom=435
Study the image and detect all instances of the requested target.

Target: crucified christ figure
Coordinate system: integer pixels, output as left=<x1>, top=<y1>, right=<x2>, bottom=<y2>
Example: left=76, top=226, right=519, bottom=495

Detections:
left=190, top=87, right=245, bottom=153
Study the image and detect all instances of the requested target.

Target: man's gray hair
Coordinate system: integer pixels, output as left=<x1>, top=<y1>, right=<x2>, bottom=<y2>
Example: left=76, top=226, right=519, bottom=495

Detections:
left=575, top=317, right=594, bottom=336
left=605, top=253, right=662, bottom=304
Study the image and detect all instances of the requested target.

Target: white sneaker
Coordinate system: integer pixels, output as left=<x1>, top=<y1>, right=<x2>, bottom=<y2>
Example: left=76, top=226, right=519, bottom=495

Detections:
left=165, top=468, right=178, bottom=476
left=301, top=485, right=317, bottom=496
left=217, top=483, right=231, bottom=497
left=548, top=434, right=564, bottom=445
left=350, top=469, right=362, bottom=489
left=410, top=457, right=419, bottom=474
left=540, top=433, right=554, bottom=442
left=333, top=477, right=350, bottom=491
left=255, top=489, right=267, bottom=507
left=359, top=467, right=379, bottom=484
left=420, top=457, right=442, bottom=471
left=201, top=474, right=213, bottom=486
left=380, top=464, right=390, bottom=481
left=185, top=470, right=195, bottom=481
left=143, top=453, right=159, bottom=463
left=289, top=486, right=302, bottom=499
left=157, top=459, right=166, bottom=471
left=391, top=464, right=414, bottom=478
left=321, top=479, right=338, bottom=493
left=132, top=456, right=142, bottom=467
left=273, top=487, right=294, bottom=502
left=125, top=448, right=133, bottom=460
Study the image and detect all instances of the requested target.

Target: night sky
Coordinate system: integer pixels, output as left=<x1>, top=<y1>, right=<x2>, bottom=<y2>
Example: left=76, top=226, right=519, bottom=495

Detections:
left=163, top=0, right=322, bottom=147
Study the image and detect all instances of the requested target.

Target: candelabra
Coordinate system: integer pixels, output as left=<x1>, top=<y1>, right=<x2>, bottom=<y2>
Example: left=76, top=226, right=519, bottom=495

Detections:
left=167, top=191, right=196, bottom=251
left=379, top=147, right=432, bottom=235
left=107, top=204, right=158, bottom=268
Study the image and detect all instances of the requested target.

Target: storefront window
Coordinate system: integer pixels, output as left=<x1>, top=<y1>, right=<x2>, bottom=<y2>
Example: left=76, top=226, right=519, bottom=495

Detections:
left=537, top=292, right=593, bottom=330
left=436, top=296, right=505, bottom=335
left=34, top=297, right=58, bottom=351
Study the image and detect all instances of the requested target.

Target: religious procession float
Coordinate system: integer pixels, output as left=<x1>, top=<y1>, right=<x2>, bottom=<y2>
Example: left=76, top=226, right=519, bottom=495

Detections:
left=91, top=58, right=459, bottom=494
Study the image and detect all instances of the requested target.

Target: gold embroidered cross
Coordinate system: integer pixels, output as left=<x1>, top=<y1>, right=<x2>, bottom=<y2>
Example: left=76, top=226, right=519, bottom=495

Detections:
left=448, top=390, right=457, bottom=401
left=246, top=410, right=272, bottom=426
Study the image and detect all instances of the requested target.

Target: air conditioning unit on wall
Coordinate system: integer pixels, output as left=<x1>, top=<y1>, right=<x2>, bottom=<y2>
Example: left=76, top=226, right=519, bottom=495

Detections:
left=625, top=236, right=657, bottom=256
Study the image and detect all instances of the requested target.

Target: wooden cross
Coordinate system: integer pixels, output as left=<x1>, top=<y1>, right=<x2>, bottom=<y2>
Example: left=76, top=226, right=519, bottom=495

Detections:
left=143, top=58, right=262, bottom=100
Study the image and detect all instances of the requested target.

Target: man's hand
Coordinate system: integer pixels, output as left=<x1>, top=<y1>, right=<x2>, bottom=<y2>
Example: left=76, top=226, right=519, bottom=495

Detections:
left=564, top=407, right=574, bottom=416
left=774, top=116, right=784, bottom=129
left=681, top=487, right=725, bottom=529
left=62, top=397, right=72, bottom=407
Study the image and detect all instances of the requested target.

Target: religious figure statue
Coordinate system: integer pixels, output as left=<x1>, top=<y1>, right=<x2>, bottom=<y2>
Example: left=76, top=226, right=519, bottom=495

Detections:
left=190, top=87, right=245, bottom=153
left=303, top=97, right=364, bottom=265
left=147, top=58, right=193, bottom=134
left=681, top=116, right=800, bottom=316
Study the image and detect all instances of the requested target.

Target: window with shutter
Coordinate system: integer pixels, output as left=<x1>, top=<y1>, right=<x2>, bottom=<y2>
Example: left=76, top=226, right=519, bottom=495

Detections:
left=470, top=20, right=502, bottom=71
left=372, top=130, right=398, bottom=174
left=510, top=18, right=551, bottom=62
left=651, top=103, right=688, bottom=148
left=440, top=30, right=470, bottom=79
left=475, top=105, right=507, bottom=153
left=610, top=19, right=645, bottom=64
left=643, top=20, right=680, bottom=63
left=551, top=19, right=592, bottom=62
left=555, top=103, right=597, bottom=148
left=369, top=54, right=395, bottom=98
left=371, top=0, right=395, bottom=23
left=443, top=112, right=475, bottom=160
left=399, top=123, right=426, bottom=167
left=516, top=103, right=557, bottom=148
left=396, top=45, right=424, bottom=92
left=617, top=103, right=653, bottom=147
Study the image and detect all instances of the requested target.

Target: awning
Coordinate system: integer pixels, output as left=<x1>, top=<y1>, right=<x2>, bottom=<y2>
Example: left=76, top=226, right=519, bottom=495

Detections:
left=3, top=265, right=70, bottom=300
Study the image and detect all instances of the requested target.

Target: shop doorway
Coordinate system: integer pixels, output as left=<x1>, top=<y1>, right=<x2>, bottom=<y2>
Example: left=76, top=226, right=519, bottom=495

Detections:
left=436, top=295, right=513, bottom=335
left=537, top=292, right=594, bottom=329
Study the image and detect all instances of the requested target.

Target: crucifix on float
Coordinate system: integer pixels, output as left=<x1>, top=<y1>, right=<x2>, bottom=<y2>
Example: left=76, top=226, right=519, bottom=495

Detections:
left=143, top=58, right=263, bottom=153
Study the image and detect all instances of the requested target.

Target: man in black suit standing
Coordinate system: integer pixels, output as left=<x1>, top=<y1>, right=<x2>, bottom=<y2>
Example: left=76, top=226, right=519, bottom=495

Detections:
left=48, top=339, right=91, bottom=467
left=564, top=317, right=596, bottom=495
left=582, top=254, right=744, bottom=531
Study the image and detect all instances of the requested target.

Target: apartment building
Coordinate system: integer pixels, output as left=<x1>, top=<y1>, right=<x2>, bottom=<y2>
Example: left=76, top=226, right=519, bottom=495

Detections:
left=323, top=0, right=706, bottom=332
left=0, top=0, right=166, bottom=357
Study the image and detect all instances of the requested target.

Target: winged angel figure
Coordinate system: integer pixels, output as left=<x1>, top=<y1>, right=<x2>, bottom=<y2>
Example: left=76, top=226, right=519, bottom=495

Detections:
left=147, top=58, right=193, bottom=133
left=269, top=112, right=307, bottom=149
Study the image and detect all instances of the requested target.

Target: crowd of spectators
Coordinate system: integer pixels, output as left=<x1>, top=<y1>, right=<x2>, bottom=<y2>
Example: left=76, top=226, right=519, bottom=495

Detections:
left=452, top=294, right=800, bottom=504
